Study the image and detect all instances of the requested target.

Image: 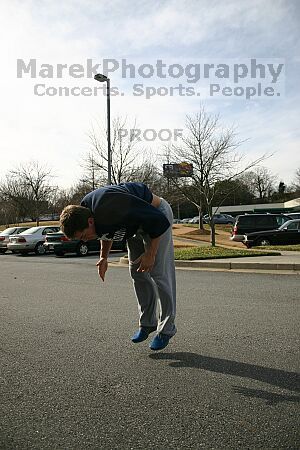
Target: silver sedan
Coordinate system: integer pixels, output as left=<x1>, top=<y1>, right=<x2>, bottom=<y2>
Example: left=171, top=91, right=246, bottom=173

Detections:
left=0, top=226, right=31, bottom=254
left=7, top=225, right=60, bottom=255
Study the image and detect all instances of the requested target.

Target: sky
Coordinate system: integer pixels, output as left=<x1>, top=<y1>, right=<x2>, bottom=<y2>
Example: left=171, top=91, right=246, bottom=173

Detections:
left=0, top=0, right=299, bottom=189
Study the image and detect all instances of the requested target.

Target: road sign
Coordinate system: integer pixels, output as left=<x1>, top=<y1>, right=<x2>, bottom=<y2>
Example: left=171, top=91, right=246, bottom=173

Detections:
left=163, top=162, right=193, bottom=178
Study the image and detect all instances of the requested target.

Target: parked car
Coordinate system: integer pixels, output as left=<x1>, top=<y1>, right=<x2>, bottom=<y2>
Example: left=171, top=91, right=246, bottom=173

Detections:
left=231, top=213, right=291, bottom=242
left=223, top=214, right=236, bottom=223
left=0, top=226, right=31, bottom=253
left=7, top=226, right=60, bottom=255
left=203, top=214, right=235, bottom=224
left=43, top=231, right=127, bottom=256
left=181, top=218, right=193, bottom=223
left=188, top=216, right=199, bottom=224
left=243, top=219, right=300, bottom=248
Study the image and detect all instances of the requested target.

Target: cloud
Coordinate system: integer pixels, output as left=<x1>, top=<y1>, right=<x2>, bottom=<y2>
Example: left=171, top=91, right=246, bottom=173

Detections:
left=0, top=0, right=299, bottom=188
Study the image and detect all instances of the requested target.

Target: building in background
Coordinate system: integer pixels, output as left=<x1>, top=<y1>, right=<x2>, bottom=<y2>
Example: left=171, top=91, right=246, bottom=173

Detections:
left=212, top=197, right=300, bottom=216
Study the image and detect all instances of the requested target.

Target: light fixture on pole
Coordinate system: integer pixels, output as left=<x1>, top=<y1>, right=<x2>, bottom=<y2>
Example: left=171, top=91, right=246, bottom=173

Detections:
left=94, top=73, right=112, bottom=185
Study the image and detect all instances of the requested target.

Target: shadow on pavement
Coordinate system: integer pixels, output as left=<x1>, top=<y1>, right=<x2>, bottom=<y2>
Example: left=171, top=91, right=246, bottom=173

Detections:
left=232, top=386, right=300, bottom=405
left=149, top=352, right=300, bottom=396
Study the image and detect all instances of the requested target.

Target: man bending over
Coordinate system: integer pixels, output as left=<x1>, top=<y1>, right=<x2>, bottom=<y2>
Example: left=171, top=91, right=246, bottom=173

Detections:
left=60, top=182, right=176, bottom=351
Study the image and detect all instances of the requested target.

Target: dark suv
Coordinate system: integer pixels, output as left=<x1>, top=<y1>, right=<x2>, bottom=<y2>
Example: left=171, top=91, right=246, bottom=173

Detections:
left=231, top=214, right=291, bottom=242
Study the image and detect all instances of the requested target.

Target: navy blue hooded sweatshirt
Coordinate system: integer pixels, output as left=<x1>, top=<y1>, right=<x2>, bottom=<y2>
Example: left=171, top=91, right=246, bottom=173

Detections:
left=80, top=182, right=170, bottom=241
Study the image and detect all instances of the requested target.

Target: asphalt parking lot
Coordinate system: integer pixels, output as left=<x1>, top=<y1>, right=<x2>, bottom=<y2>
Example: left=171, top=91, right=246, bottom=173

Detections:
left=0, top=254, right=299, bottom=449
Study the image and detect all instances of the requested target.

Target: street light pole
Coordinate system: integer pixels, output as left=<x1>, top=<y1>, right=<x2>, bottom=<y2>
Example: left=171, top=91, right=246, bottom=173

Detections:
left=106, top=78, right=111, bottom=185
left=94, top=73, right=112, bottom=185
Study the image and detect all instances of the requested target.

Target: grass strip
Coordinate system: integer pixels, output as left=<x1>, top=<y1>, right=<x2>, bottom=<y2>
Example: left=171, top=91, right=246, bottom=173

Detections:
left=174, top=246, right=280, bottom=260
left=252, top=245, right=300, bottom=252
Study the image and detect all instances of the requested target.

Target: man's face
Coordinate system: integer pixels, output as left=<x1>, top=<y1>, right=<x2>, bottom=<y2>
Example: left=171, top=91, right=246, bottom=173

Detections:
left=74, top=217, right=97, bottom=241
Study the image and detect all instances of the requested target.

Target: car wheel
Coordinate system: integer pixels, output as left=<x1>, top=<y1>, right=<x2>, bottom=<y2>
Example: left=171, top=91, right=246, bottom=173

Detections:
left=35, top=242, right=46, bottom=255
left=257, top=238, right=271, bottom=247
left=0, top=249, right=7, bottom=254
left=77, top=242, right=89, bottom=256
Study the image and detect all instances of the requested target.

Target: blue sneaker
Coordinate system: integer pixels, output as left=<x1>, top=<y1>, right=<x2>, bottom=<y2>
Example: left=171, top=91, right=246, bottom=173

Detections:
left=131, top=326, right=156, bottom=343
left=149, top=333, right=171, bottom=351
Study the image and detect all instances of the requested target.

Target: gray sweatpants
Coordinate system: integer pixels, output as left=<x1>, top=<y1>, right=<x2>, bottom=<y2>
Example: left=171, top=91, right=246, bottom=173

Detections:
left=127, top=198, right=176, bottom=337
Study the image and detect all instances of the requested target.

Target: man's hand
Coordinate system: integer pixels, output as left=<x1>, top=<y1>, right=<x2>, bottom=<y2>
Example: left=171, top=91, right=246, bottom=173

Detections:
left=134, top=236, right=160, bottom=273
left=96, top=257, right=108, bottom=281
left=97, top=240, right=113, bottom=282
left=136, top=253, right=155, bottom=273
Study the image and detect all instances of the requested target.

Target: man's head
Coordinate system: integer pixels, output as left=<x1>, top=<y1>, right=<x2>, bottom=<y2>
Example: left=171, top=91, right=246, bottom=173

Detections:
left=60, top=205, right=97, bottom=241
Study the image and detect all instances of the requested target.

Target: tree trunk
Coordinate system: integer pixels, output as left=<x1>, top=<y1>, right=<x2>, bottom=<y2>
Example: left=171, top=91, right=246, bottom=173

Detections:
left=198, top=196, right=204, bottom=230
left=199, top=212, right=204, bottom=230
left=211, top=222, right=216, bottom=247
left=207, top=204, right=216, bottom=246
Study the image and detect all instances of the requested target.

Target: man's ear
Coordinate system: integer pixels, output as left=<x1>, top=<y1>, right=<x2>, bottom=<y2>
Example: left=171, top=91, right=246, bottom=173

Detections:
left=88, top=217, right=94, bottom=227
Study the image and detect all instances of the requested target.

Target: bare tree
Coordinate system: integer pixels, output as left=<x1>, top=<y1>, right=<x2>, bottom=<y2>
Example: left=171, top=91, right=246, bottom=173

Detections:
left=291, top=167, right=300, bottom=194
left=86, top=117, right=145, bottom=185
left=1, top=161, right=54, bottom=225
left=0, top=177, right=32, bottom=222
left=80, top=151, right=101, bottom=190
left=168, top=106, right=266, bottom=246
left=245, top=167, right=277, bottom=201
left=0, top=195, right=23, bottom=225
left=165, top=107, right=225, bottom=230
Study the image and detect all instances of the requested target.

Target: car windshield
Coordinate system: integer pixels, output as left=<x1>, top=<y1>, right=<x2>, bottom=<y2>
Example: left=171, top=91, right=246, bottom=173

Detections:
left=279, top=220, right=299, bottom=230
left=1, top=227, right=17, bottom=235
left=20, top=227, right=42, bottom=235
left=16, top=228, right=28, bottom=234
left=275, top=216, right=290, bottom=226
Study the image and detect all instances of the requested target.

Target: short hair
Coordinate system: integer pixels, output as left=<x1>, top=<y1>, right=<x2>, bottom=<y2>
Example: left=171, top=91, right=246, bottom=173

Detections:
left=60, top=205, right=92, bottom=239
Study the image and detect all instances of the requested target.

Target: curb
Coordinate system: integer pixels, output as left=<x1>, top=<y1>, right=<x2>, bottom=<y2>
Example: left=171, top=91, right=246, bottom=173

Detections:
left=119, top=256, right=300, bottom=272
